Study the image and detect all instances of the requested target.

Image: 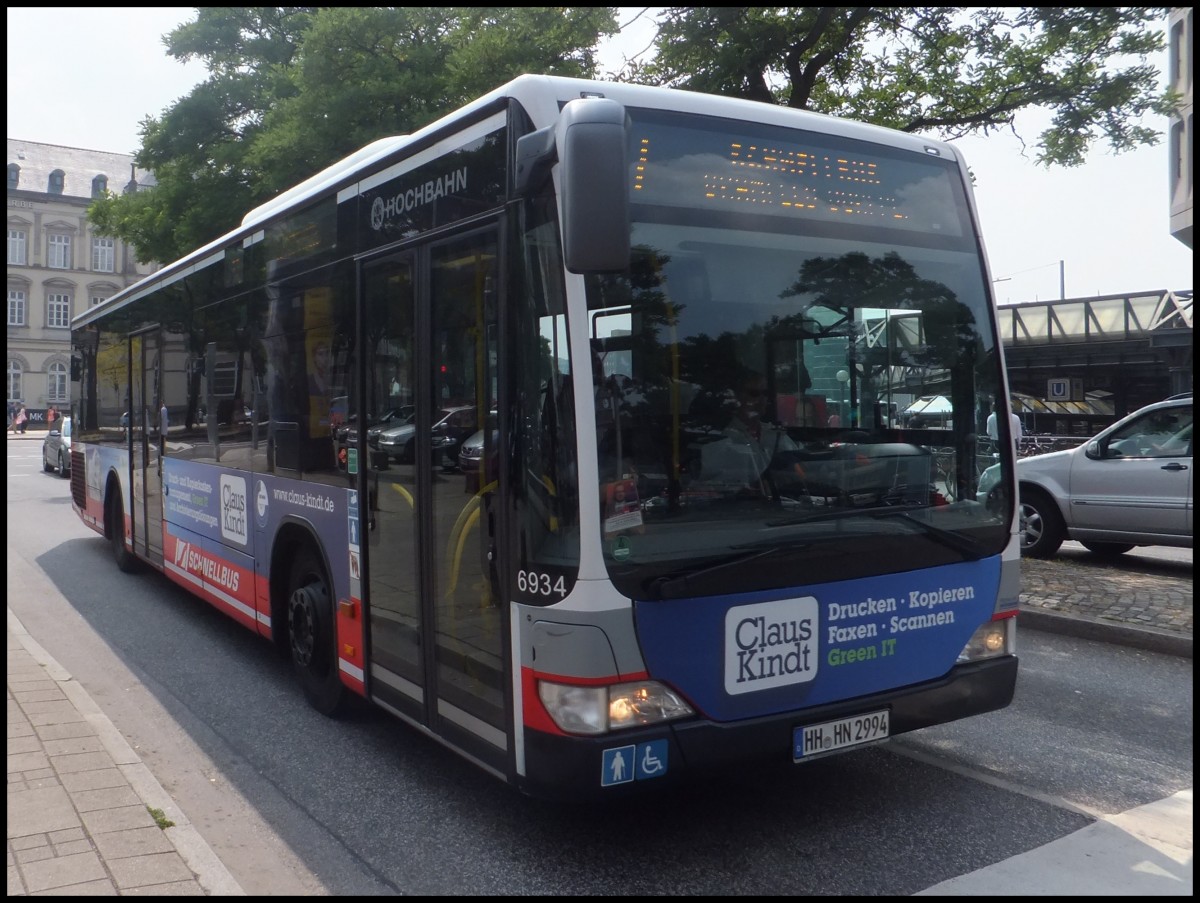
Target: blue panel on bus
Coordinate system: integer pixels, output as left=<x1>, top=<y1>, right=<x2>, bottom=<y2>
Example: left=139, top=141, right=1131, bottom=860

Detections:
left=633, top=557, right=1002, bottom=722
left=162, top=460, right=351, bottom=616
left=164, top=458, right=243, bottom=549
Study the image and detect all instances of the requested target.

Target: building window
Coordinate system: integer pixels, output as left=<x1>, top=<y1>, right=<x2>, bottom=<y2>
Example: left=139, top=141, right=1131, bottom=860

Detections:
left=8, top=290, right=27, bottom=326
left=7, top=361, right=22, bottom=404
left=91, top=174, right=108, bottom=198
left=48, top=233, right=71, bottom=269
left=48, top=169, right=65, bottom=194
left=90, top=295, right=108, bottom=308
left=92, top=237, right=115, bottom=272
left=47, top=293, right=72, bottom=329
left=47, top=362, right=69, bottom=403
left=7, top=229, right=27, bottom=265
left=7, top=164, right=18, bottom=190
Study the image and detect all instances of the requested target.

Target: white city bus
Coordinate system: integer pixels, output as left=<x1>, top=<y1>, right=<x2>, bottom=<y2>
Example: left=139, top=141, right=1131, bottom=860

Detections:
left=70, top=75, right=1021, bottom=800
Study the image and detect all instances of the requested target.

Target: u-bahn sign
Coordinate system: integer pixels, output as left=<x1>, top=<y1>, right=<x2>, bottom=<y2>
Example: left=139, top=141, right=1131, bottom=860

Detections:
left=1047, top=378, right=1084, bottom=401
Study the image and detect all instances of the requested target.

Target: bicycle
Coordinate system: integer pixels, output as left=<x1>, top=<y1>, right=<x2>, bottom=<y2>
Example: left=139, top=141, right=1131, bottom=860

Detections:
left=934, top=441, right=1000, bottom=502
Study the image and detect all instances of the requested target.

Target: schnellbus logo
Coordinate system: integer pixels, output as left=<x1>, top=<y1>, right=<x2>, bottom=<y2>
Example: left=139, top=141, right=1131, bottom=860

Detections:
left=219, top=474, right=249, bottom=546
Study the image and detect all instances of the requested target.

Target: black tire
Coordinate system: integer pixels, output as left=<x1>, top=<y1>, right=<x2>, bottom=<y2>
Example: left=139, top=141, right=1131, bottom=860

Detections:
left=1018, top=489, right=1065, bottom=559
left=59, top=451, right=70, bottom=478
left=1080, top=541, right=1135, bottom=556
left=286, top=547, right=346, bottom=716
left=108, top=490, right=140, bottom=573
left=43, top=454, right=54, bottom=472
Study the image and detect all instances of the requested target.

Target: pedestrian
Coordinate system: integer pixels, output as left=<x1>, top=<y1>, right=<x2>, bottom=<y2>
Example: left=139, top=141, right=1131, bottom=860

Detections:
left=986, top=400, right=1023, bottom=447
left=14, top=403, right=28, bottom=434
left=47, top=404, right=57, bottom=427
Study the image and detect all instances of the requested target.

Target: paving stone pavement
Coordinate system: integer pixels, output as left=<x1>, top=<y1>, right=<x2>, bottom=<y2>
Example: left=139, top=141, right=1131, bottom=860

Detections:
left=1018, top=549, right=1192, bottom=658
left=7, top=610, right=244, bottom=897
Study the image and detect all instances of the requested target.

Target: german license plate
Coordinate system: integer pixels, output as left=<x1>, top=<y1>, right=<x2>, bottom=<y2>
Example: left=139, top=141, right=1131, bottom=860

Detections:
left=793, top=709, right=890, bottom=762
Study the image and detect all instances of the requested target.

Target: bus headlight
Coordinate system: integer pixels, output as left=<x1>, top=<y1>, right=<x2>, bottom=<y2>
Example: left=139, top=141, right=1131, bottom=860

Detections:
left=538, top=679, right=694, bottom=735
left=957, top=617, right=1014, bottom=663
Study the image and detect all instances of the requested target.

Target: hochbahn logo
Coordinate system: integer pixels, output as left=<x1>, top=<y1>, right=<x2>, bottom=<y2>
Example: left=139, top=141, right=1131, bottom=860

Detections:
left=724, top=597, right=818, bottom=695
left=370, top=167, right=468, bottom=230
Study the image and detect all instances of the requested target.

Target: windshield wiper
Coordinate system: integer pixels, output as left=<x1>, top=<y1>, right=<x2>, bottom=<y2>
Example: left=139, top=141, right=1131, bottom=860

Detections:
left=767, top=505, right=984, bottom=557
left=868, top=507, right=985, bottom=556
left=649, top=547, right=783, bottom=600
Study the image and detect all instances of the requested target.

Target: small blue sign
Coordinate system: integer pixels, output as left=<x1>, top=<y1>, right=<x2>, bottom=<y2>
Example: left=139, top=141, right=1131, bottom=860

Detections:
left=348, top=516, right=360, bottom=547
left=635, top=740, right=668, bottom=780
left=601, top=741, right=670, bottom=787
left=600, top=745, right=635, bottom=786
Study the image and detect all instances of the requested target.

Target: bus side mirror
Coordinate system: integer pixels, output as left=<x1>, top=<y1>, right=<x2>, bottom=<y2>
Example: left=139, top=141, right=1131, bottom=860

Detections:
left=556, top=97, right=630, bottom=274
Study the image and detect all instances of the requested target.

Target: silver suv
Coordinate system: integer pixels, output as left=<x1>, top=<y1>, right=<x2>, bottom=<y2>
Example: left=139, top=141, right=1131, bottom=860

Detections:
left=1005, top=394, right=1193, bottom=558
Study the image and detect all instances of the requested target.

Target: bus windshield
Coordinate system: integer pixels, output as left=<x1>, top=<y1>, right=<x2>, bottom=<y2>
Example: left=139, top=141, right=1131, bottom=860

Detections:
left=587, top=109, right=1009, bottom=599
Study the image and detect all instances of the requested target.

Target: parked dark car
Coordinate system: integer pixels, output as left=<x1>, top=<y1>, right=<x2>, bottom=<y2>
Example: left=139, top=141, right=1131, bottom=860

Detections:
left=335, top=405, right=415, bottom=445
left=364, top=405, right=416, bottom=447
left=376, top=405, right=475, bottom=466
left=42, top=416, right=72, bottom=478
left=458, top=412, right=499, bottom=476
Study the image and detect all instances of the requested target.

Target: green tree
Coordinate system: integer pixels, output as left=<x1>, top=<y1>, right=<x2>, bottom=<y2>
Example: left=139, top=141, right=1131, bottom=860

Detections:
left=92, top=6, right=1176, bottom=266
left=91, top=6, right=616, bottom=264
left=634, top=7, right=1175, bottom=166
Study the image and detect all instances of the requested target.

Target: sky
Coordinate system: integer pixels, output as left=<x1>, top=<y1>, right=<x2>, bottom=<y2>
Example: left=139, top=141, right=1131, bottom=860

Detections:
left=7, top=7, right=1192, bottom=303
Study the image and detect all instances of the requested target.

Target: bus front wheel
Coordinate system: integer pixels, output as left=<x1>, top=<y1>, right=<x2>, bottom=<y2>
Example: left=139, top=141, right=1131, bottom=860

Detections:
left=287, top=548, right=346, bottom=716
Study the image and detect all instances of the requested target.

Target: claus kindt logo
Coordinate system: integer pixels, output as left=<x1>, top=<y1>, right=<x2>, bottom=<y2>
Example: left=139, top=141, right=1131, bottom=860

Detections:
left=219, top=474, right=249, bottom=546
left=724, top=597, right=818, bottom=695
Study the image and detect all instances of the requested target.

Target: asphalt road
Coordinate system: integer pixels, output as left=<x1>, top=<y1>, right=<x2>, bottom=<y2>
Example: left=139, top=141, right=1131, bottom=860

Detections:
left=7, top=439, right=1193, bottom=895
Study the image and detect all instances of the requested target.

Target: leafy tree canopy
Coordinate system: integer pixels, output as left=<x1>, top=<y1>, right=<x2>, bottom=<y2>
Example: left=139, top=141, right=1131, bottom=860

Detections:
left=633, top=7, right=1174, bottom=167
left=91, top=6, right=1176, bottom=267
left=91, top=6, right=616, bottom=263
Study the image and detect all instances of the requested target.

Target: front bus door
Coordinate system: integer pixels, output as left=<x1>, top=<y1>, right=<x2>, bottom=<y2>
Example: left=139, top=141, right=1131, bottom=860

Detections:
left=362, top=227, right=506, bottom=775
left=131, top=327, right=164, bottom=566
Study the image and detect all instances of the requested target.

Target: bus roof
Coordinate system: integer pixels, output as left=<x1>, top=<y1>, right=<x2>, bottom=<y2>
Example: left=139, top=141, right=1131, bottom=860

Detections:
left=74, top=74, right=964, bottom=330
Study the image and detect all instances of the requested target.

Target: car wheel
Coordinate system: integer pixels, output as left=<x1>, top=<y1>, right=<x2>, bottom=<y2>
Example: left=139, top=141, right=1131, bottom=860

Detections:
left=43, top=453, right=54, bottom=473
left=59, top=451, right=70, bottom=477
left=1018, top=489, right=1065, bottom=559
left=287, top=547, right=346, bottom=716
left=1080, top=541, right=1135, bottom=556
left=108, top=490, right=140, bottom=573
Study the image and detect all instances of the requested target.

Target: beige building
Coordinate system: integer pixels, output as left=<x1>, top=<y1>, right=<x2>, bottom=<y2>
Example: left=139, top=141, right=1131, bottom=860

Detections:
left=7, top=139, right=159, bottom=425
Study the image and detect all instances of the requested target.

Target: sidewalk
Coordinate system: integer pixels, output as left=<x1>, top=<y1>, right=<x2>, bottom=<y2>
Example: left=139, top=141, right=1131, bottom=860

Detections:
left=7, top=609, right=244, bottom=896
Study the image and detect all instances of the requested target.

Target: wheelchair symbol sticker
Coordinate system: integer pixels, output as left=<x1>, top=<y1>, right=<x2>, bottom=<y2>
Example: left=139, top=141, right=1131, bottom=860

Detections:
left=636, top=740, right=668, bottom=780
left=601, top=741, right=669, bottom=787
